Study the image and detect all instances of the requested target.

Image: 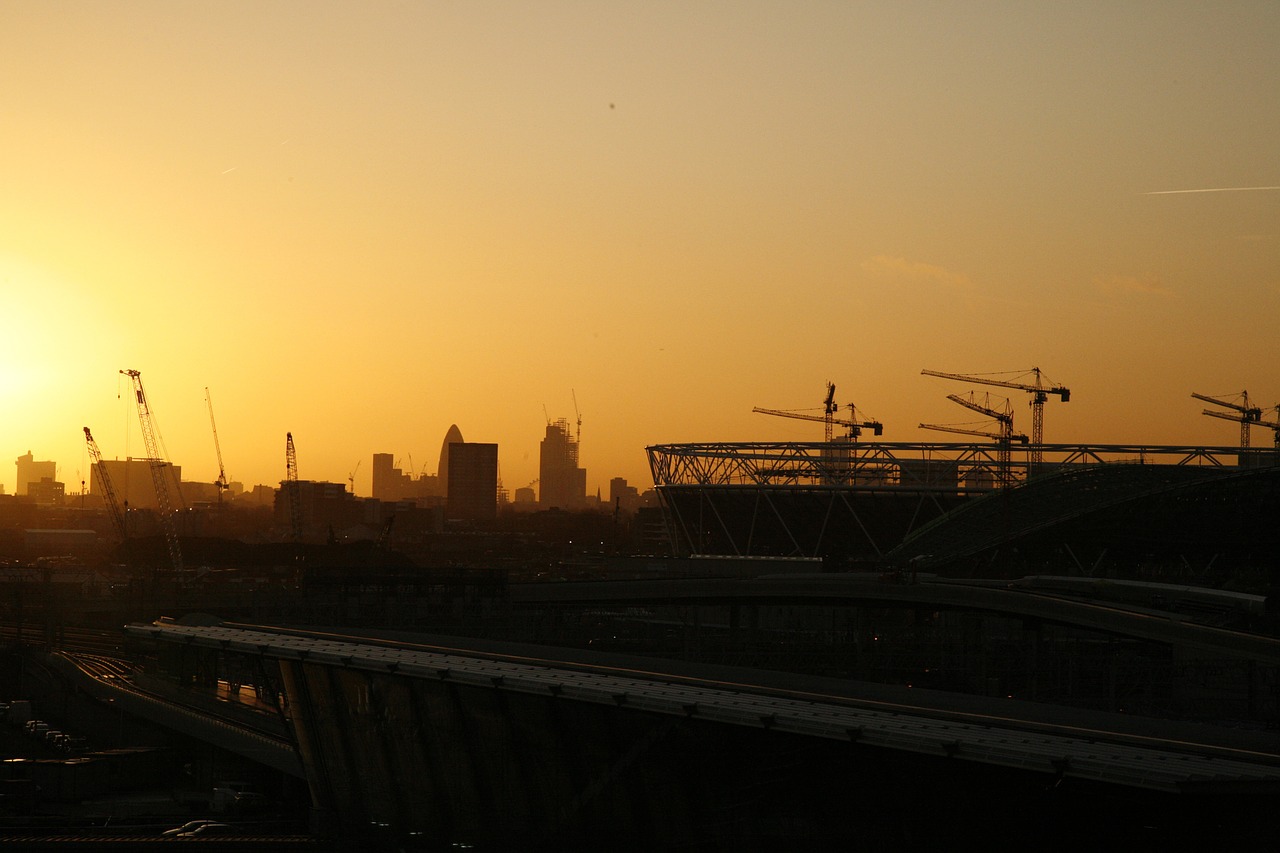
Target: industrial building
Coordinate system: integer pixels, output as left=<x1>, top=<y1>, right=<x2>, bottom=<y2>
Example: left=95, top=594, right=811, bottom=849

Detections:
left=14, top=451, right=56, bottom=497
left=90, top=458, right=183, bottom=512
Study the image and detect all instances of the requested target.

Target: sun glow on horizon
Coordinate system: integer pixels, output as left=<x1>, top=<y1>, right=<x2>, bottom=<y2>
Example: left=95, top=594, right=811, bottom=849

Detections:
left=0, top=3, right=1277, bottom=496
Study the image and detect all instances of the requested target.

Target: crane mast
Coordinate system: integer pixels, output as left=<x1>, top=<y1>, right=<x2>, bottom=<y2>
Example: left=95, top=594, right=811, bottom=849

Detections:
left=285, top=432, right=302, bottom=542
left=921, top=367, right=1069, bottom=464
left=119, top=369, right=183, bottom=572
left=1266, top=407, right=1280, bottom=449
left=572, top=389, right=582, bottom=447
left=83, top=427, right=128, bottom=541
left=205, top=387, right=229, bottom=504
left=1192, top=391, right=1262, bottom=450
left=920, top=392, right=1025, bottom=487
left=822, top=382, right=837, bottom=442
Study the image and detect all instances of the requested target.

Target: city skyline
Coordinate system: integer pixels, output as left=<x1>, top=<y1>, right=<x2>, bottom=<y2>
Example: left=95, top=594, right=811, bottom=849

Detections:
left=3, top=3, right=1277, bottom=497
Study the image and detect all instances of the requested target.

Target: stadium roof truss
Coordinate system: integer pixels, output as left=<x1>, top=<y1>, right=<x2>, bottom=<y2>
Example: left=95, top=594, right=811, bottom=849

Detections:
left=644, top=443, right=1274, bottom=560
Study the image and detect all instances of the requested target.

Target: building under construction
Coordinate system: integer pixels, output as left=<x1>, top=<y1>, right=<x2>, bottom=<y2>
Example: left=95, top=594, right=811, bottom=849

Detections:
left=646, top=440, right=1280, bottom=584
left=539, top=418, right=586, bottom=510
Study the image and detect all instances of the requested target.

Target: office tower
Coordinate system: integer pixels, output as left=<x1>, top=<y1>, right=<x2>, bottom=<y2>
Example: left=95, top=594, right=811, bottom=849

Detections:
left=446, top=442, right=498, bottom=520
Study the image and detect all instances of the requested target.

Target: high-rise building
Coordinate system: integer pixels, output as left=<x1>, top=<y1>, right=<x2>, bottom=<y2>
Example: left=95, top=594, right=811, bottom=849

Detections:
left=609, top=477, right=642, bottom=516
left=372, top=453, right=402, bottom=501
left=437, top=424, right=464, bottom=488
left=538, top=419, right=586, bottom=509
left=446, top=442, right=498, bottom=520
left=90, top=458, right=183, bottom=511
left=15, top=451, right=56, bottom=497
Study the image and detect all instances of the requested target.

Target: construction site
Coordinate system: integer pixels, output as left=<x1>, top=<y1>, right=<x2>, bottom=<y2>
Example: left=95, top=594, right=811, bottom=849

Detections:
left=649, top=370, right=1280, bottom=590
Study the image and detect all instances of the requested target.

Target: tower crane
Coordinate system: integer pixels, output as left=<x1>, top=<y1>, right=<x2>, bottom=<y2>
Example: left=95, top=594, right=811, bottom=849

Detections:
left=348, top=459, right=361, bottom=495
left=753, top=406, right=885, bottom=441
left=919, top=392, right=1026, bottom=487
left=205, top=387, right=229, bottom=505
left=119, top=369, right=183, bottom=572
left=753, top=382, right=884, bottom=441
left=1263, top=407, right=1280, bottom=449
left=1192, top=391, right=1262, bottom=450
left=83, top=427, right=128, bottom=541
left=572, top=389, right=583, bottom=447
left=285, top=432, right=302, bottom=542
left=822, top=381, right=837, bottom=442
left=843, top=403, right=885, bottom=440
left=921, top=368, right=1068, bottom=464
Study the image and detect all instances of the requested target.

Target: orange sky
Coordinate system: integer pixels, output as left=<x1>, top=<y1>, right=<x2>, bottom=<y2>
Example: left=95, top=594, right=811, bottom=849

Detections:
left=2, top=2, right=1278, bottom=498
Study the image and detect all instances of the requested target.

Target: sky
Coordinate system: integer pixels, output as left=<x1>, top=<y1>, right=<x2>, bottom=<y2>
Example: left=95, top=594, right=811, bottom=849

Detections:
left=2, top=1, right=1278, bottom=498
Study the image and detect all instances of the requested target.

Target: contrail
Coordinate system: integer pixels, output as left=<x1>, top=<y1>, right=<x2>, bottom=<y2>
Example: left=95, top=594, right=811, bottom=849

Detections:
left=1145, top=186, right=1280, bottom=195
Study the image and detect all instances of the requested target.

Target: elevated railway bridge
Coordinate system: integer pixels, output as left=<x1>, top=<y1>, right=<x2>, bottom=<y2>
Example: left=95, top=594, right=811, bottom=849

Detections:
left=31, top=597, right=1271, bottom=849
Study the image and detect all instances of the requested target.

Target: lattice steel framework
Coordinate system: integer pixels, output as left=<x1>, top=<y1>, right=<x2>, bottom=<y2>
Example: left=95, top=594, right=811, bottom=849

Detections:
left=120, top=369, right=183, bottom=572
left=645, top=442, right=1275, bottom=560
left=647, top=442, right=1258, bottom=488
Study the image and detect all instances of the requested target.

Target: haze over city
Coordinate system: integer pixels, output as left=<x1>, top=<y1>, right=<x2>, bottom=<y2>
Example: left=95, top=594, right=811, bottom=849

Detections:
left=2, top=2, right=1277, bottom=497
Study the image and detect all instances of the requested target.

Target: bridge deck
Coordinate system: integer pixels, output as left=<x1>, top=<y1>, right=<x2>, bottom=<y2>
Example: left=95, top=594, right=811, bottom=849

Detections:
left=127, top=621, right=1280, bottom=794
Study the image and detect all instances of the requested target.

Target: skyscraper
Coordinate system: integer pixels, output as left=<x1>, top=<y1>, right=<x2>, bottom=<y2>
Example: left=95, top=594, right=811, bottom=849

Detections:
left=446, top=442, right=498, bottom=520
left=538, top=419, right=585, bottom=509
left=437, top=424, right=464, bottom=488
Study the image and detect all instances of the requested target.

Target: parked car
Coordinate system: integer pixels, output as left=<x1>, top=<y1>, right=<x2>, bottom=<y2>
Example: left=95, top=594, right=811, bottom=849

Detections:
left=179, top=822, right=231, bottom=837
left=162, top=820, right=218, bottom=837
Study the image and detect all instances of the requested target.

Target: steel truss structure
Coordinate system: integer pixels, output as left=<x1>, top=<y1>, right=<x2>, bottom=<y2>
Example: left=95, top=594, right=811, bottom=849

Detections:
left=645, top=442, right=1279, bottom=561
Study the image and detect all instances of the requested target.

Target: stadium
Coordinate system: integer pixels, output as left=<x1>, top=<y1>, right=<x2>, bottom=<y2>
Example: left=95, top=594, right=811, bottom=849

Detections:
left=646, top=441, right=1280, bottom=585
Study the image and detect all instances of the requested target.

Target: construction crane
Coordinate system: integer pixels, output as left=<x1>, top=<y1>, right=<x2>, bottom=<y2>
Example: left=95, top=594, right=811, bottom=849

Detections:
left=205, top=387, right=229, bottom=505
left=1192, top=391, right=1262, bottom=449
left=754, top=405, right=885, bottom=441
left=119, top=369, right=183, bottom=572
left=921, top=368, right=1068, bottom=464
left=285, top=432, right=302, bottom=542
left=348, top=459, right=361, bottom=495
left=572, top=389, right=583, bottom=446
left=83, top=427, right=128, bottom=541
left=920, top=392, right=1027, bottom=487
left=753, top=382, right=884, bottom=441
left=1263, top=406, right=1280, bottom=449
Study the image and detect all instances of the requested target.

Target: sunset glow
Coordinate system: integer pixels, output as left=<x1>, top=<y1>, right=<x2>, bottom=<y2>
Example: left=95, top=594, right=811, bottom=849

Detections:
left=2, top=2, right=1277, bottom=497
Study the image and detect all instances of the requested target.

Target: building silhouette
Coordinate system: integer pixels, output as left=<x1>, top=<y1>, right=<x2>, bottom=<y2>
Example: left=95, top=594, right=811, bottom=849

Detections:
left=15, top=451, right=56, bottom=497
left=539, top=419, right=585, bottom=509
left=446, top=442, right=498, bottom=520
left=274, top=480, right=361, bottom=538
left=90, top=458, right=183, bottom=511
left=436, top=425, right=464, bottom=489
left=27, top=477, right=65, bottom=507
left=372, top=451, right=443, bottom=503
left=371, top=453, right=407, bottom=501
left=609, top=477, right=641, bottom=516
